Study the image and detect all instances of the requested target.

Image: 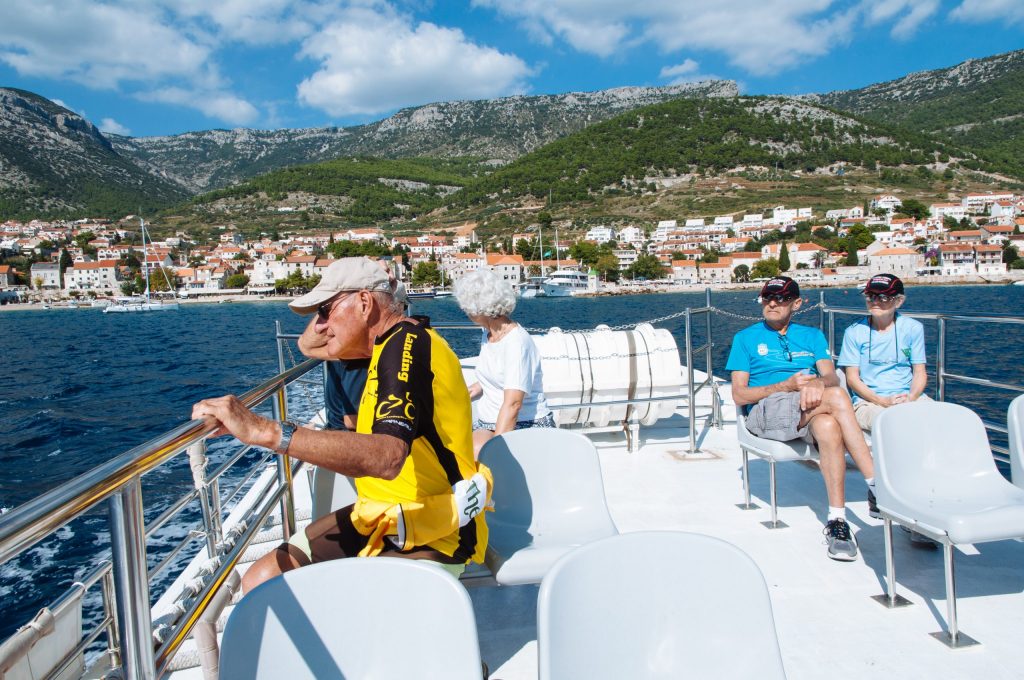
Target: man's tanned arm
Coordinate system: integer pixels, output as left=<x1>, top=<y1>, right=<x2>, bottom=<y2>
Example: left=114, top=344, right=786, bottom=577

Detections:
left=191, top=395, right=408, bottom=479
left=297, top=316, right=335, bottom=360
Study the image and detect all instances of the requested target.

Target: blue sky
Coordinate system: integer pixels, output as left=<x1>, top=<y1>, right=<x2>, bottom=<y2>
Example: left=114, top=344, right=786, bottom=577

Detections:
left=0, top=0, right=1020, bottom=138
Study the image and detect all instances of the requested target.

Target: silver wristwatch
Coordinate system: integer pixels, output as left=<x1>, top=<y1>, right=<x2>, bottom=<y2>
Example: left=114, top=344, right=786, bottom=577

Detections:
left=275, top=420, right=298, bottom=455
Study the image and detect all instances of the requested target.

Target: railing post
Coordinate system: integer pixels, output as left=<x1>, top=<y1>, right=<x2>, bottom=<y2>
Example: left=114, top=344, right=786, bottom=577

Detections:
left=704, top=288, right=713, bottom=395
left=685, top=308, right=696, bottom=454
left=275, top=320, right=288, bottom=375
left=819, top=291, right=825, bottom=334
left=937, top=317, right=947, bottom=401
left=108, top=478, right=155, bottom=680
left=828, top=310, right=836, bottom=359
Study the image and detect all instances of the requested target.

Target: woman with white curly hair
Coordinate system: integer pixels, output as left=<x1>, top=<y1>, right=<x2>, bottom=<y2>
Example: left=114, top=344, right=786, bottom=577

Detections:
left=454, top=268, right=553, bottom=456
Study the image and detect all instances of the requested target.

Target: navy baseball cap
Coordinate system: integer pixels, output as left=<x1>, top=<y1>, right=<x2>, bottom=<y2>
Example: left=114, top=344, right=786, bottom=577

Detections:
left=863, top=274, right=904, bottom=296
left=760, top=276, right=800, bottom=299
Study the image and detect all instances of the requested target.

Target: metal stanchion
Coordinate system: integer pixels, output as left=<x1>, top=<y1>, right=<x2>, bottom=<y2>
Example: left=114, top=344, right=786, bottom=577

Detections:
left=108, top=478, right=155, bottom=679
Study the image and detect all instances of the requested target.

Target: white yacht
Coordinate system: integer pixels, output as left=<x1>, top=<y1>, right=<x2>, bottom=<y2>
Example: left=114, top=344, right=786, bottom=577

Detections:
left=517, top=276, right=547, bottom=298
left=540, top=269, right=590, bottom=296
left=1, top=302, right=1023, bottom=680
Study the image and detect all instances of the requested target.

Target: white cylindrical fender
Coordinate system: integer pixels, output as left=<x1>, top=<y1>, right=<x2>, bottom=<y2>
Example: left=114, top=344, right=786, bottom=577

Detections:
left=533, top=324, right=683, bottom=428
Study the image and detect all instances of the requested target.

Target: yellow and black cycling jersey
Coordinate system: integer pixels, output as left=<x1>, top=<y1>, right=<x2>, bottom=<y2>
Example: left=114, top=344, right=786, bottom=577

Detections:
left=353, top=315, right=490, bottom=563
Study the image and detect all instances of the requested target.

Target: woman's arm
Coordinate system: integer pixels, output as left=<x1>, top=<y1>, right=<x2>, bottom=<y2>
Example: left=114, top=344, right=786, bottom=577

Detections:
left=467, top=381, right=483, bottom=400
left=844, top=366, right=893, bottom=406
left=493, top=388, right=526, bottom=435
left=908, top=363, right=928, bottom=401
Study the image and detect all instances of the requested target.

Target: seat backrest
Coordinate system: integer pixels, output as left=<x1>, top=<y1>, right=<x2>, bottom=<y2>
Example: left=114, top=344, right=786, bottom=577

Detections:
left=478, top=429, right=617, bottom=541
left=1010, top=394, right=1024, bottom=490
left=874, top=401, right=1001, bottom=507
left=310, top=466, right=358, bottom=519
left=537, top=531, right=786, bottom=680
left=220, top=559, right=483, bottom=680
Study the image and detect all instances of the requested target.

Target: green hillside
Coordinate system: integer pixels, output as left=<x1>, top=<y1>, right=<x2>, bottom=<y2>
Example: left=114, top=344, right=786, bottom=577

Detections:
left=451, top=96, right=960, bottom=207
left=815, top=50, right=1024, bottom=178
left=188, top=157, right=486, bottom=223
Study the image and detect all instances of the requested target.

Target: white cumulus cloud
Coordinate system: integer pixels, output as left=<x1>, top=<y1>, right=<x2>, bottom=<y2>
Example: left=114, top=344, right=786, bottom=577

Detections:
left=950, top=0, right=1024, bottom=25
left=659, top=58, right=725, bottom=85
left=473, top=0, right=941, bottom=75
left=139, top=88, right=260, bottom=126
left=0, top=1, right=209, bottom=88
left=863, top=0, right=939, bottom=39
left=0, top=0, right=259, bottom=127
left=99, top=117, right=132, bottom=136
left=296, top=6, right=533, bottom=117
left=167, top=0, right=320, bottom=45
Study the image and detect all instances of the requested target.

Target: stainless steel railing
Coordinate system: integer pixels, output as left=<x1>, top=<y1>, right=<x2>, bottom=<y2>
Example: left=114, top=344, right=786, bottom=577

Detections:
left=0, top=348, right=321, bottom=679
left=820, top=295, right=1024, bottom=463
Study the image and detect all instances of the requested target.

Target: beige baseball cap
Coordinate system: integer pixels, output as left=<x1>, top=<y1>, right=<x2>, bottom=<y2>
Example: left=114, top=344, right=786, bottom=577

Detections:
left=289, top=257, right=393, bottom=315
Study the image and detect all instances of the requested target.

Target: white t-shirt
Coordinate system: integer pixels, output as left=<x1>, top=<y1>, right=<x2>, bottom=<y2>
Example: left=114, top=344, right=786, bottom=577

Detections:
left=475, top=325, right=550, bottom=423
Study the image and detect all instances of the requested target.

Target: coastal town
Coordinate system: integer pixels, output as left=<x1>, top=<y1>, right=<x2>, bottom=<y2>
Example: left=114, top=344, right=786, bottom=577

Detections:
left=1, top=190, right=1022, bottom=305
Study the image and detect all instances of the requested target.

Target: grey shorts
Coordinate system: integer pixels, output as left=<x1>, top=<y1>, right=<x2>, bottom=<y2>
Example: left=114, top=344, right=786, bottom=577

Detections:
left=473, top=412, right=556, bottom=431
left=745, top=391, right=813, bottom=444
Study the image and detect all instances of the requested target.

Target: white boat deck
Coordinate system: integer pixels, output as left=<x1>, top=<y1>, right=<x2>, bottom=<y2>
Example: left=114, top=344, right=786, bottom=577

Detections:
left=164, top=374, right=1024, bottom=680
left=473, top=381, right=1024, bottom=680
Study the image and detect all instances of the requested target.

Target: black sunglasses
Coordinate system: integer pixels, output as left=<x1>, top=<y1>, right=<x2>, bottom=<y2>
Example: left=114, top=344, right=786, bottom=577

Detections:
left=777, top=334, right=792, bottom=361
left=865, top=293, right=898, bottom=303
left=316, top=293, right=349, bottom=321
left=760, top=294, right=797, bottom=305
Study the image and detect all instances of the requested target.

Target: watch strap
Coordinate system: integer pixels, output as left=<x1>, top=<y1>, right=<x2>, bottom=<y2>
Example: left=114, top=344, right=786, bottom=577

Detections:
left=274, top=420, right=298, bottom=455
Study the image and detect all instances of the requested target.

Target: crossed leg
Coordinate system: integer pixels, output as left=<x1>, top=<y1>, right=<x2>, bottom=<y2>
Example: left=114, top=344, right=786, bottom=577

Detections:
left=799, top=386, right=874, bottom=508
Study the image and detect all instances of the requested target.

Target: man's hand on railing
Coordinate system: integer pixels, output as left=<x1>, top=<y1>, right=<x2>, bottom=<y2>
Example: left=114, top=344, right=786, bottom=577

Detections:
left=192, top=395, right=279, bottom=450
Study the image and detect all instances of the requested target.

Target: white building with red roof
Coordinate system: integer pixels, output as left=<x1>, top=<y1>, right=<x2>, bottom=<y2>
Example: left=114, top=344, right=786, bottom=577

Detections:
left=65, top=260, right=120, bottom=293
left=867, top=247, right=922, bottom=276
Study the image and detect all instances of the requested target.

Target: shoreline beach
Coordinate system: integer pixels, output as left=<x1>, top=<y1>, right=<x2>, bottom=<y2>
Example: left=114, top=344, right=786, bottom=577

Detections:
left=2, top=278, right=1020, bottom=312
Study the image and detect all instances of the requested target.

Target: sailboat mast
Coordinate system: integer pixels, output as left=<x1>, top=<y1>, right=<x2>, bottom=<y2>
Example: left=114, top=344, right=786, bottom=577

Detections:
left=539, top=224, right=545, bottom=277
left=555, top=226, right=561, bottom=270
left=141, top=217, right=151, bottom=303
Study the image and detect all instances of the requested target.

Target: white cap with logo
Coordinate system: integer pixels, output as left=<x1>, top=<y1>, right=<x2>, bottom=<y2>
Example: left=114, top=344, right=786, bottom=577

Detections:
left=288, top=257, right=393, bottom=315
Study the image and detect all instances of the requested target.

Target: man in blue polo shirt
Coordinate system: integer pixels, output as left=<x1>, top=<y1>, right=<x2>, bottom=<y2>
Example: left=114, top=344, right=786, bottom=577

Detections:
left=727, top=277, right=875, bottom=561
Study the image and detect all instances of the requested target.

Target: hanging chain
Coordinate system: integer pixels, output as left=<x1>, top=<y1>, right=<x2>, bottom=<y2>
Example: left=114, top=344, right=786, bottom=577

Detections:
left=523, top=302, right=823, bottom=333
left=707, top=302, right=823, bottom=323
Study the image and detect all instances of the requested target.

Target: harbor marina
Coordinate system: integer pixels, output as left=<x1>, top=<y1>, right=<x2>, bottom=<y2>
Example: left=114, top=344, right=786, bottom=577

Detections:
left=1, top=294, right=1023, bottom=679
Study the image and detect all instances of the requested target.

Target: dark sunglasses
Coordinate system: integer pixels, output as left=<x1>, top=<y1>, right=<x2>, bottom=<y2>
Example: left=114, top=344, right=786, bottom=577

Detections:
left=865, top=293, right=898, bottom=303
left=759, top=294, right=797, bottom=305
left=778, top=334, right=792, bottom=361
left=316, top=293, right=349, bottom=321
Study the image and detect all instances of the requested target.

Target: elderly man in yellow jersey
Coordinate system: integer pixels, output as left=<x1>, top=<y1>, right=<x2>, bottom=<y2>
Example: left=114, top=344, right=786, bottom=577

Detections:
left=192, top=257, right=491, bottom=592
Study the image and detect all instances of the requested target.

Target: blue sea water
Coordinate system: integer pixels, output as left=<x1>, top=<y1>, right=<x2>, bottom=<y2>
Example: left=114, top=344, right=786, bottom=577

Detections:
left=1, top=285, right=1022, bottom=639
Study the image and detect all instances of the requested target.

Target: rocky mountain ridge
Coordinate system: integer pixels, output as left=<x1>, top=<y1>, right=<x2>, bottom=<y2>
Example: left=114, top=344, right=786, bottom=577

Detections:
left=806, top=48, right=1024, bottom=178
left=0, top=88, right=186, bottom=219
left=109, top=80, right=738, bottom=193
left=807, top=49, right=1023, bottom=116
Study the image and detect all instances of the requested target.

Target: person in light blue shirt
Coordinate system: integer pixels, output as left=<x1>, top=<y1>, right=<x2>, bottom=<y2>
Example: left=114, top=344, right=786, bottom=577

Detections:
left=728, top=276, right=875, bottom=562
left=838, top=273, right=929, bottom=432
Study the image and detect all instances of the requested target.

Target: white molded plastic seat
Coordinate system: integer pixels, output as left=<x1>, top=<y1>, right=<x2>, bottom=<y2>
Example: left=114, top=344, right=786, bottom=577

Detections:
left=309, top=465, right=357, bottom=519
left=478, top=428, right=618, bottom=585
left=1009, top=394, right=1024, bottom=490
left=220, top=558, right=483, bottom=679
left=873, top=401, right=1024, bottom=647
left=736, top=411, right=818, bottom=528
left=537, top=531, right=787, bottom=680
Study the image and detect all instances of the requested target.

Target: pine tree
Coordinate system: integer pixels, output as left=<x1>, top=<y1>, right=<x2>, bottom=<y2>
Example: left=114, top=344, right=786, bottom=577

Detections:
left=58, top=249, right=72, bottom=287
left=778, top=240, right=791, bottom=271
left=845, top=241, right=860, bottom=266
